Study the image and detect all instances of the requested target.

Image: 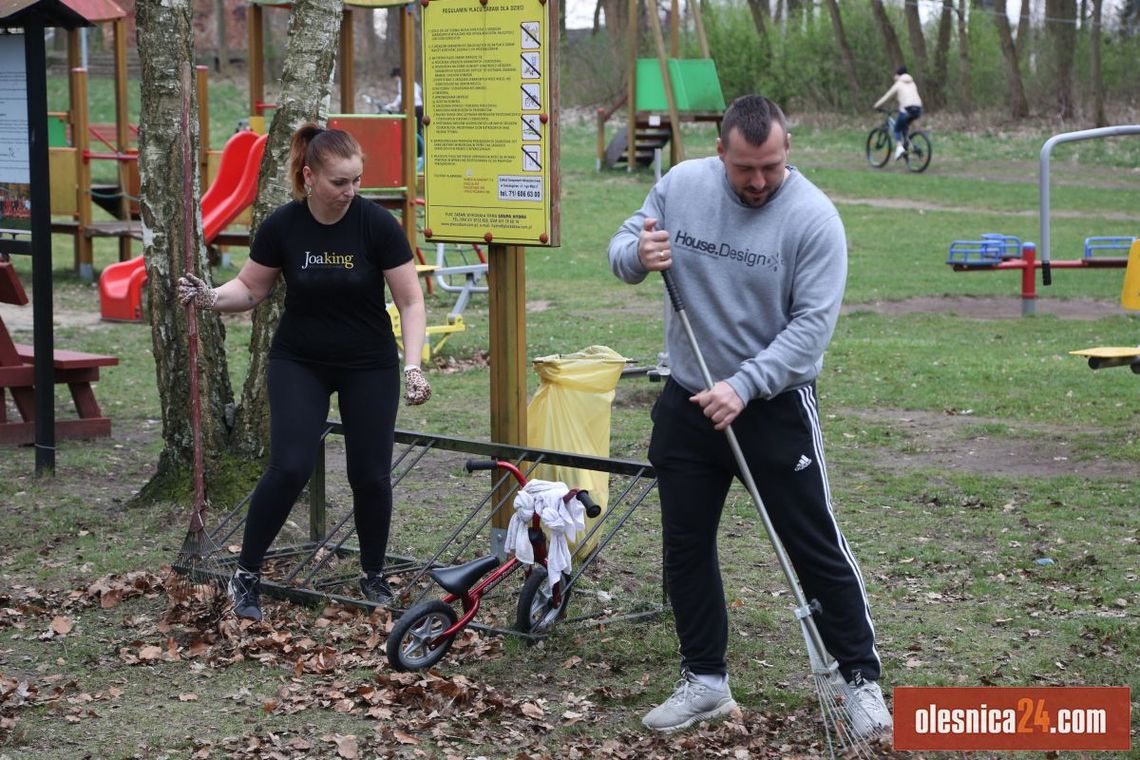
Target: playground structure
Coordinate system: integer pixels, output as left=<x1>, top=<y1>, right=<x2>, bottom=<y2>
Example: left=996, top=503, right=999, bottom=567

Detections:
left=947, top=235, right=1134, bottom=316
left=98, top=130, right=268, bottom=321
left=596, top=0, right=726, bottom=172
left=947, top=126, right=1139, bottom=316
left=246, top=0, right=420, bottom=254
left=41, top=0, right=138, bottom=281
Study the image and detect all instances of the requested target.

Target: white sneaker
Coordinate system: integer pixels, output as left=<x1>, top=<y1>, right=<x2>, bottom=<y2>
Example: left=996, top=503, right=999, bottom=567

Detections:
left=847, top=672, right=892, bottom=738
left=642, top=669, right=738, bottom=732
left=893, top=143, right=906, bottom=160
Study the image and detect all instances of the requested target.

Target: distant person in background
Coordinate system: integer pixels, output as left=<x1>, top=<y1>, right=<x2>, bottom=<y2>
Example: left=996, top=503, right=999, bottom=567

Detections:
left=874, top=66, right=923, bottom=160
left=385, top=66, right=424, bottom=136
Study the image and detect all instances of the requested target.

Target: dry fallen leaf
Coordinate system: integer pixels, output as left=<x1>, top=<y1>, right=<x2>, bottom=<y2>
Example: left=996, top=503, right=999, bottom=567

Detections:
left=393, top=729, right=418, bottom=745
left=177, top=693, right=198, bottom=702
left=521, top=701, right=544, bottom=719
left=138, top=645, right=163, bottom=661
left=335, top=734, right=359, bottom=758
left=50, top=616, right=73, bottom=635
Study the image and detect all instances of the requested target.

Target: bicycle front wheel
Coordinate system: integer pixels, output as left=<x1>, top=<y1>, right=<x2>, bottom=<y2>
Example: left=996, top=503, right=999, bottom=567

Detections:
left=905, top=131, right=932, bottom=173
left=865, top=128, right=892, bottom=168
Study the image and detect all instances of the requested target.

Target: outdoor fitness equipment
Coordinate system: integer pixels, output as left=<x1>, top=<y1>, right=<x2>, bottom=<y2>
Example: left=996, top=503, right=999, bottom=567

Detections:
left=660, top=269, right=881, bottom=759
left=866, top=108, right=931, bottom=173
left=386, top=459, right=600, bottom=672
left=596, top=0, right=725, bottom=171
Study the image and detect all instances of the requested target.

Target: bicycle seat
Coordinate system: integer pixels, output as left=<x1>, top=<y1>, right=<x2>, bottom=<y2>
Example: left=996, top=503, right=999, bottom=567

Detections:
left=429, top=555, right=502, bottom=596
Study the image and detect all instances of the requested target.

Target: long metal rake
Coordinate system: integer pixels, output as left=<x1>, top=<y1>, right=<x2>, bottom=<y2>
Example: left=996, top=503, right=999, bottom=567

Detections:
left=661, top=269, right=880, bottom=758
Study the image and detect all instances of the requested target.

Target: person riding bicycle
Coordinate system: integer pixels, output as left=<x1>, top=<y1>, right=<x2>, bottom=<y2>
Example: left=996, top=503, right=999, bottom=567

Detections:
left=873, top=66, right=923, bottom=160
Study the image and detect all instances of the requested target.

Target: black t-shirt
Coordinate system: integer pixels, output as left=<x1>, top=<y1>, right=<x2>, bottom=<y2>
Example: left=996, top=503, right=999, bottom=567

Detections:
left=250, top=195, right=413, bottom=369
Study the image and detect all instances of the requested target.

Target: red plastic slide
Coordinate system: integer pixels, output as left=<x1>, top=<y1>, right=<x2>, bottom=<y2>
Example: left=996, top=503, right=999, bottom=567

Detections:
left=99, top=131, right=267, bottom=322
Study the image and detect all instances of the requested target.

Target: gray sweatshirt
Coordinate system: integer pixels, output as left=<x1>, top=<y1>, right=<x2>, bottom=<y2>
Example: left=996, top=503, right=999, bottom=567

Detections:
left=608, top=157, right=846, bottom=402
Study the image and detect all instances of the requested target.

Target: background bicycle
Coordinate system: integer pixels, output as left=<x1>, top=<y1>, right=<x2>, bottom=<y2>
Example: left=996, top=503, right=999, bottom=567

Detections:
left=866, top=107, right=932, bottom=173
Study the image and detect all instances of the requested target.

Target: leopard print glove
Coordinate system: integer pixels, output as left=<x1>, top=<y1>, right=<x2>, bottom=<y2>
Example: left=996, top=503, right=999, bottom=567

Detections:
left=404, top=366, right=432, bottom=405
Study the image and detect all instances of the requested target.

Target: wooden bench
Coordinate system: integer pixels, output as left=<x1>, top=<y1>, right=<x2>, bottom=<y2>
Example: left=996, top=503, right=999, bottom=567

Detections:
left=0, top=260, right=119, bottom=445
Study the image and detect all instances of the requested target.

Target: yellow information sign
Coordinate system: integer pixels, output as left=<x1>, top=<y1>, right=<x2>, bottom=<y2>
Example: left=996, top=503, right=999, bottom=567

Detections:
left=422, top=0, right=558, bottom=246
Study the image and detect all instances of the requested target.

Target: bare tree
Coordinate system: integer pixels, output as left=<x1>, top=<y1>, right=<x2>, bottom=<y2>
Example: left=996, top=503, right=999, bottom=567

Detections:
left=994, top=0, right=1029, bottom=117
left=870, top=0, right=906, bottom=71
left=136, top=0, right=235, bottom=500
left=926, top=0, right=954, bottom=109
left=822, top=0, right=861, bottom=107
left=1090, top=0, right=1106, bottom=125
left=231, top=0, right=344, bottom=456
left=1046, top=0, right=1077, bottom=119
left=903, top=0, right=929, bottom=82
left=955, top=1, right=973, bottom=116
left=745, top=0, right=770, bottom=39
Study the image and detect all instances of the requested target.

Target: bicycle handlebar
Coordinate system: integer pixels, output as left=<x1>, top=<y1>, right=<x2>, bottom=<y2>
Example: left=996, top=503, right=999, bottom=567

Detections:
left=576, top=490, right=602, bottom=519
left=465, top=459, right=602, bottom=517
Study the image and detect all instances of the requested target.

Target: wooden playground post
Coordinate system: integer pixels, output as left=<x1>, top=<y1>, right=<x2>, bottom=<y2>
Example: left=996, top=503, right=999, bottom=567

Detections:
left=339, top=8, right=354, bottom=113
left=112, top=17, right=130, bottom=261
left=487, top=244, right=527, bottom=534
left=687, top=0, right=709, bottom=57
left=645, top=0, right=683, bottom=164
left=248, top=3, right=265, bottom=125
left=196, top=66, right=210, bottom=182
left=625, top=0, right=637, bottom=172
left=398, top=2, right=416, bottom=254
left=70, top=67, right=94, bottom=279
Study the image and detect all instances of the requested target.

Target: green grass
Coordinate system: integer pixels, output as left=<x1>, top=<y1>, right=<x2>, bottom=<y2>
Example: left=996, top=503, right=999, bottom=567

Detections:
left=2, top=103, right=1138, bottom=758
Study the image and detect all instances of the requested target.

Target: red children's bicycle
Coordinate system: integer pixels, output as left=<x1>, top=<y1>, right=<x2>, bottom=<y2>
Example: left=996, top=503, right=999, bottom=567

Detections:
left=386, top=459, right=600, bottom=671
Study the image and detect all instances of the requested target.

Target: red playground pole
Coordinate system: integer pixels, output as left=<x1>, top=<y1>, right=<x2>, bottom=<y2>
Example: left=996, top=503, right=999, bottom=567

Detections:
left=1020, top=242, right=1037, bottom=316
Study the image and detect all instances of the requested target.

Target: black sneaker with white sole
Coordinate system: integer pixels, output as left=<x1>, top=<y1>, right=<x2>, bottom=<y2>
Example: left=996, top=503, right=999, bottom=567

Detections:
left=227, top=569, right=262, bottom=621
left=359, top=573, right=393, bottom=605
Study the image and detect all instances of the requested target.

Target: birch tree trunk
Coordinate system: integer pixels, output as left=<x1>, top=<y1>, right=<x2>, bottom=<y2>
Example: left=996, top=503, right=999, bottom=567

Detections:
left=994, top=0, right=1029, bottom=118
left=230, top=0, right=344, bottom=456
left=870, top=0, right=906, bottom=71
left=822, top=0, right=861, bottom=107
left=1017, top=0, right=1032, bottom=69
left=136, top=0, right=235, bottom=500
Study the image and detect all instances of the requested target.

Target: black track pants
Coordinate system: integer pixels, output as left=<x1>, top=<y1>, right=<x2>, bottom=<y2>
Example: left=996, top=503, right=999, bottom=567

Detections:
left=648, top=379, right=881, bottom=681
left=239, top=358, right=400, bottom=575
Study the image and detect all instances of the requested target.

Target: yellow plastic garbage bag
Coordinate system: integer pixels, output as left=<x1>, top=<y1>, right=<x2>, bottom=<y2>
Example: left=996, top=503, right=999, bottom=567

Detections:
left=527, top=345, right=628, bottom=559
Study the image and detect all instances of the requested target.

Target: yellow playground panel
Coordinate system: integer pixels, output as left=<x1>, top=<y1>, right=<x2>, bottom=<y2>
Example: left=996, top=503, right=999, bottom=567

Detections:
left=1070, top=239, right=1140, bottom=373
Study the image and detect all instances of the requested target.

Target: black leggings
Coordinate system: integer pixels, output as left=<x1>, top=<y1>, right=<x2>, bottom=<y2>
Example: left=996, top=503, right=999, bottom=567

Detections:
left=238, top=358, right=400, bottom=575
left=649, top=379, right=881, bottom=682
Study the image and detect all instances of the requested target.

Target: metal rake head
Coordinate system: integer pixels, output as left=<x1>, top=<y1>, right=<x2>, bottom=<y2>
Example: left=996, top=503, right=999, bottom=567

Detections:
left=797, top=612, right=886, bottom=759
left=812, top=665, right=879, bottom=759
left=169, top=524, right=230, bottom=602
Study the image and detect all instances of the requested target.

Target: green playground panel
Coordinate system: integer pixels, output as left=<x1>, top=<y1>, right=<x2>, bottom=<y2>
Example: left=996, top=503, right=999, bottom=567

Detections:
left=634, top=58, right=726, bottom=113
left=48, top=113, right=69, bottom=147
